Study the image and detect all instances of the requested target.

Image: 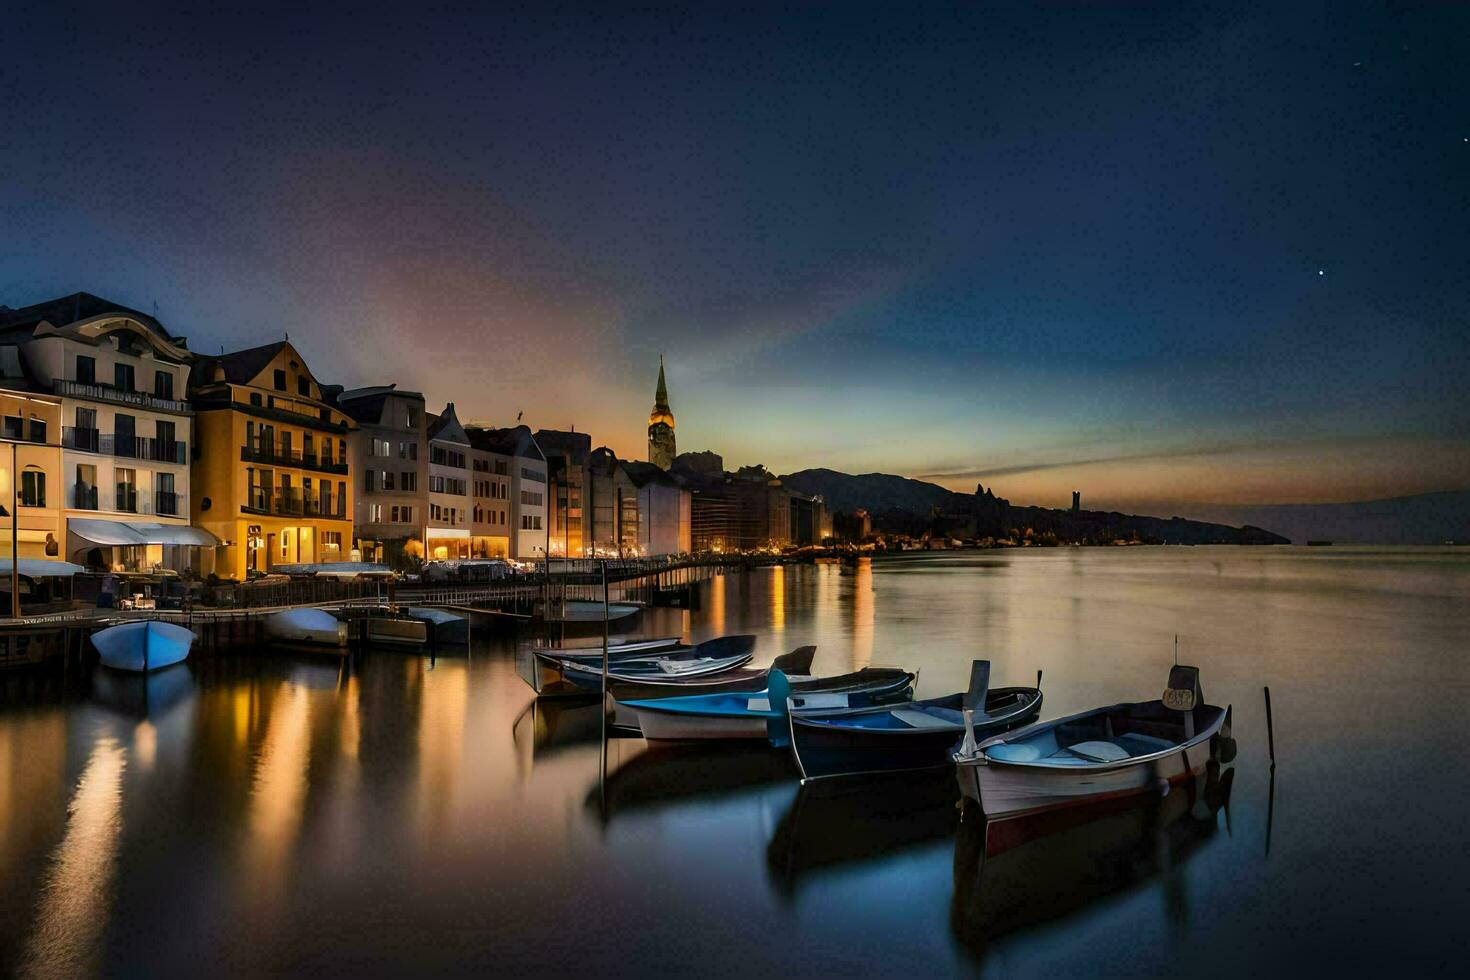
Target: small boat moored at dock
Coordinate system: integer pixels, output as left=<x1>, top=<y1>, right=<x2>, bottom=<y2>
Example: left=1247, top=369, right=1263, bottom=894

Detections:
left=622, top=667, right=917, bottom=743
left=265, top=608, right=348, bottom=647
left=91, top=620, right=196, bottom=673
left=404, top=607, right=470, bottom=643
left=788, top=661, right=1042, bottom=782
left=952, top=665, right=1230, bottom=822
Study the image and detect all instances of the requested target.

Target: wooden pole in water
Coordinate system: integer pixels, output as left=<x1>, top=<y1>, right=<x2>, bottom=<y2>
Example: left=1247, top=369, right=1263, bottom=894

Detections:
left=1263, top=685, right=1276, bottom=768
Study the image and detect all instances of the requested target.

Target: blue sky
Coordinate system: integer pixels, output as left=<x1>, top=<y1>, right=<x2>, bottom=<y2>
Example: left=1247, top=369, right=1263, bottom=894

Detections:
left=3, top=2, right=1467, bottom=512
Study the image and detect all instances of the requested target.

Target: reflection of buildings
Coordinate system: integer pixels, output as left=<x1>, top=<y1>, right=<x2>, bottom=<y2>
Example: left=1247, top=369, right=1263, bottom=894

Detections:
left=339, top=384, right=428, bottom=566
left=191, top=341, right=354, bottom=577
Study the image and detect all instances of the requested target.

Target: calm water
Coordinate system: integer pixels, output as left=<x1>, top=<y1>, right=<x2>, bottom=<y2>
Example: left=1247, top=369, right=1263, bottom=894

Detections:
left=2, top=547, right=1467, bottom=977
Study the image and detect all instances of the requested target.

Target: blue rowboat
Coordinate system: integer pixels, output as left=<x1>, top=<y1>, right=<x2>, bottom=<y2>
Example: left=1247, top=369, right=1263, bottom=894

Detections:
left=265, top=607, right=348, bottom=647
left=91, top=620, right=196, bottom=673
left=621, top=668, right=916, bottom=744
left=788, top=661, right=1043, bottom=781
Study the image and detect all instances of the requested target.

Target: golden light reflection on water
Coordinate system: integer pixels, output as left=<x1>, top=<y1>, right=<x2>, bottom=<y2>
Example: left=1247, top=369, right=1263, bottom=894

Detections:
left=707, top=574, right=726, bottom=636
left=246, top=683, right=311, bottom=904
left=0, top=713, right=67, bottom=882
left=133, top=721, right=157, bottom=771
left=769, top=566, right=785, bottom=636
left=233, top=687, right=252, bottom=747
left=340, top=675, right=360, bottom=761
left=22, top=737, right=127, bottom=980
left=851, top=562, right=874, bottom=670
left=417, top=658, right=468, bottom=832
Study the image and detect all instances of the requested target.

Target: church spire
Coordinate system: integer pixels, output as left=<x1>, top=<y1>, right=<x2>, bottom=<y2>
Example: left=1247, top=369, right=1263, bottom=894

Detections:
left=648, top=354, right=676, bottom=470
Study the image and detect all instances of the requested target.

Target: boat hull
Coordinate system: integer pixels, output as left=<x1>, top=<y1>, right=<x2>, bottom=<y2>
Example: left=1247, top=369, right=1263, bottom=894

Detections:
left=959, top=735, right=1216, bottom=820
left=405, top=607, right=469, bottom=643
left=634, top=709, right=770, bottom=741
left=92, top=620, right=195, bottom=673
left=789, top=688, right=1043, bottom=781
left=266, top=608, right=347, bottom=647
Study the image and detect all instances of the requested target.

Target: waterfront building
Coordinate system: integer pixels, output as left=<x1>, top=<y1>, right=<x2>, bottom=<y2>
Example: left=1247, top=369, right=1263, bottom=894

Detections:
left=622, top=461, right=692, bottom=555
left=0, top=373, right=64, bottom=563
left=788, top=491, right=827, bottom=546
left=588, top=447, right=640, bottom=556
left=338, top=384, right=428, bottom=567
left=425, top=403, right=472, bottom=560
left=534, top=428, right=590, bottom=557
left=467, top=424, right=548, bottom=560
left=190, top=341, right=354, bottom=578
left=0, top=293, right=210, bottom=573
left=648, top=356, right=675, bottom=470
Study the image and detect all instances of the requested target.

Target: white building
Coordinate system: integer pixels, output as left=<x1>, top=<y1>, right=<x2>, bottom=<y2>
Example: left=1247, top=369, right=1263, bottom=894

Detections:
left=0, top=293, right=210, bottom=572
left=425, top=403, right=471, bottom=560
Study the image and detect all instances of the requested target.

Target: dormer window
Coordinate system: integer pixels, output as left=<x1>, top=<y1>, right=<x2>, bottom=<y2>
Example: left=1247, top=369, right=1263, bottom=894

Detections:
left=273, top=369, right=286, bottom=391
left=297, top=375, right=310, bottom=396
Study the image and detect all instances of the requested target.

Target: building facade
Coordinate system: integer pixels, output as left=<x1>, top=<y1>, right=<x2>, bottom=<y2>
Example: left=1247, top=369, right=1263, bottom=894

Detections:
left=425, top=403, right=472, bottom=560
left=467, top=424, right=547, bottom=560
left=534, top=428, right=590, bottom=557
left=339, top=384, right=428, bottom=567
left=588, top=447, right=640, bottom=557
left=647, top=356, right=675, bottom=470
left=0, top=377, right=64, bottom=563
left=623, top=461, right=691, bottom=556
left=0, top=293, right=208, bottom=573
left=191, top=341, right=354, bottom=578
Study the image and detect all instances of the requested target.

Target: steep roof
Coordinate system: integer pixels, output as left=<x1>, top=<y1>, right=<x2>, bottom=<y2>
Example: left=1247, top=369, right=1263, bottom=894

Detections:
left=622, top=460, right=680, bottom=489
left=338, top=383, right=424, bottom=425
left=192, top=340, right=291, bottom=387
left=470, top=424, right=545, bottom=461
left=427, top=402, right=470, bottom=445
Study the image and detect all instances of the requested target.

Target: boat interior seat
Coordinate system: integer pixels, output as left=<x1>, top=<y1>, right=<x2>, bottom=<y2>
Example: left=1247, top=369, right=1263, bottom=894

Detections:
left=892, top=707, right=962, bottom=729
left=1114, top=732, right=1175, bottom=755
left=1065, top=740, right=1132, bottom=762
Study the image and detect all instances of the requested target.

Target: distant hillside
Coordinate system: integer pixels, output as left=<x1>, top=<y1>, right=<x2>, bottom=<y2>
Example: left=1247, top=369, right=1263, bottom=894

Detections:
left=1188, top=490, right=1470, bottom=545
left=780, top=467, right=1286, bottom=545
left=780, top=468, right=965, bottom=514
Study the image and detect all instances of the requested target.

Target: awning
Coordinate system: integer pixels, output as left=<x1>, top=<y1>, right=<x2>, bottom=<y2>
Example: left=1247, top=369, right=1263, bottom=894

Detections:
left=67, top=518, right=221, bottom=549
left=0, top=559, right=87, bottom=578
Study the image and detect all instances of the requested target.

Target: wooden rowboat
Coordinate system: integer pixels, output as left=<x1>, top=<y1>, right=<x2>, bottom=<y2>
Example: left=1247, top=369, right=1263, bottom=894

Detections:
left=952, top=665, right=1230, bottom=822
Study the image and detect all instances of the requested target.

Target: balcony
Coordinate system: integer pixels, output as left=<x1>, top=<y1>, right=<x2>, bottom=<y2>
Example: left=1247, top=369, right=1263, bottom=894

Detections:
left=305, top=498, right=347, bottom=520
left=63, top=428, right=187, bottom=463
left=239, top=443, right=349, bottom=475
left=54, top=378, right=191, bottom=415
left=115, top=485, right=138, bottom=514
left=155, top=490, right=180, bottom=517
left=63, top=427, right=100, bottom=452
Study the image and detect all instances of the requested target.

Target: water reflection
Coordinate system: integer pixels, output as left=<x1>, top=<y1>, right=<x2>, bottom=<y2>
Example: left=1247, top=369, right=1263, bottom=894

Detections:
left=951, top=757, right=1234, bottom=964
left=590, top=741, right=793, bottom=825
left=22, top=737, right=127, bottom=979
left=766, top=771, right=959, bottom=898
left=245, top=683, right=312, bottom=907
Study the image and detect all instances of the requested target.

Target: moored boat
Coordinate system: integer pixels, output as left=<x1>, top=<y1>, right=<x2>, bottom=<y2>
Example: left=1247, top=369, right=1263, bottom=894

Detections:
left=622, top=667, right=917, bottom=743
left=952, top=665, right=1230, bottom=822
left=787, top=661, right=1043, bottom=781
left=405, top=607, right=470, bottom=643
left=265, top=607, right=348, bottom=647
left=91, top=620, right=196, bottom=673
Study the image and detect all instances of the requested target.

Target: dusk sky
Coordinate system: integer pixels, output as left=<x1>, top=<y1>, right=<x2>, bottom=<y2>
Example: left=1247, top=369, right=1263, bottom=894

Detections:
left=4, top=2, right=1467, bottom=515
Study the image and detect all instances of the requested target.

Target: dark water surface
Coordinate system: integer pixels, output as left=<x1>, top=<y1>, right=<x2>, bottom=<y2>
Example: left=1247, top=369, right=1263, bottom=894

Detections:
left=2, top=547, right=1467, bottom=976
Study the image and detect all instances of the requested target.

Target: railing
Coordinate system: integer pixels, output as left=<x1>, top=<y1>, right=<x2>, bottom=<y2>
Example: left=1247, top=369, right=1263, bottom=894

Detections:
left=63, top=426, right=100, bottom=452
left=115, top=485, right=138, bottom=513
left=63, top=428, right=187, bottom=463
left=240, top=444, right=349, bottom=475
left=54, top=378, right=191, bottom=414
left=156, top=490, right=180, bottom=516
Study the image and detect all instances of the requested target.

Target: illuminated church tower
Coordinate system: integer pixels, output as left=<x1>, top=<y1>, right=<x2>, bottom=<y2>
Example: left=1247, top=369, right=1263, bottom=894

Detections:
left=648, top=355, right=676, bottom=470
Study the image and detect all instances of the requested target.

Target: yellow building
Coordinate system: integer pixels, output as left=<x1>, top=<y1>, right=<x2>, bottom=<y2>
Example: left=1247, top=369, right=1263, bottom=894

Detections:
left=0, top=380, right=64, bottom=562
left=189, top=341, right=355, bottom=579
